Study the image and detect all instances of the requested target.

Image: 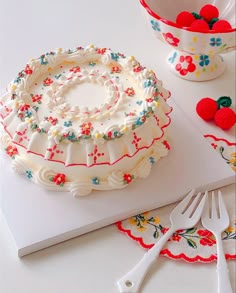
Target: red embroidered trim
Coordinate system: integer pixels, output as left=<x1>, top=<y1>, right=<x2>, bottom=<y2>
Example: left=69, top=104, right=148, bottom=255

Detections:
left=116, top=221, right=236, bottom=263
left=204, top=134, right=236, bottom=146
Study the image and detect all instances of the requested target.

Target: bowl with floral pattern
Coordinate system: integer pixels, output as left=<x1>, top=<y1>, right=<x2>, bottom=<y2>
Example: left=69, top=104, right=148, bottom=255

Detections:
left=140, top=0, right=236, bottom=81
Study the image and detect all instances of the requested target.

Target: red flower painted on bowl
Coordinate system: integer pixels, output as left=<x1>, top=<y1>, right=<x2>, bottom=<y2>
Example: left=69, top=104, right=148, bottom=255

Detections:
left=50, top=173, right=66, bottom=186
left=197, top=229, right=216, bottom=246
left=43, top=77, right=53, bottom=86
left=6, top=145, right=18, bottom=158
left=123, top=173, right=134, bottom=184
left=175, top=55, right=196, bottom=76
left=163, top=32, right=180, bottom=47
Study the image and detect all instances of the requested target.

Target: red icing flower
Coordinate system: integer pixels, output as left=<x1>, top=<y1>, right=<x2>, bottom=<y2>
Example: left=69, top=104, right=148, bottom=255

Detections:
left=97, top=48, right=107, bottom=54
left=133, top=65, right=142, bottom=73
left=6, top=145, right=18, bottom=158
left=31, top=94, right=42, bottom=103
left=43, top=77, right=53, bottom=86
left=163, top=32, right=180, bottom=47
left=50, top=173, right=66, bottom=186
left=123, top=173, right=134, bottom=184
left=69, top=66, right=81, bottom=73
left=19, top=104, right=30, bottom=111
left=80, top=122, right=93, bottom=136
left=175, top=55, right=196, bottom=76
left=24, top=64, right=33, bottom=74
left=47, top=116, right=58, bottom=125
left=125, top=87, right=135, bottom=97
left=197, top=229, right=216, bottom=246
left=146, top=98, right=154, bottom=103
left=111, top=66, right=121, bottom=73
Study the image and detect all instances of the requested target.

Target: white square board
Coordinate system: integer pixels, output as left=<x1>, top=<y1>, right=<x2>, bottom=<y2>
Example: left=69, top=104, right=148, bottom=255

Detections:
left=0, top=100, right=234, bottom=257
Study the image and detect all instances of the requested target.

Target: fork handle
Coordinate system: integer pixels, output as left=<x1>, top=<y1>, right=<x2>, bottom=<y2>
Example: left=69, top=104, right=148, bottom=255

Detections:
left=216, top=234, right=233, bottom=293
left=117, top=227, right=175, bottom=293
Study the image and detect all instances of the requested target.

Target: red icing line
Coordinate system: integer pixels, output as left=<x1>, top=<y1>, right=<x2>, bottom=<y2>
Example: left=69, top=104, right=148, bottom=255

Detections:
left=139, top=0, right=236, bottom=33
left=116, top=221, right=236, bottom=263
left=204, top=134, right=236, bottom=146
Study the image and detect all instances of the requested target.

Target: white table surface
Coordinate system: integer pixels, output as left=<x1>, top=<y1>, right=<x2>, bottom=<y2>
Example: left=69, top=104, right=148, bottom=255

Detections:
left=0, top=1, right=235, bottom=292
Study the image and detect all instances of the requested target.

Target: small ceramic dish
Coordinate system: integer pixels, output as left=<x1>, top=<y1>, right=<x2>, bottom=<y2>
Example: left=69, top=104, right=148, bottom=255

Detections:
left=140, top=0, right=236, bottom=81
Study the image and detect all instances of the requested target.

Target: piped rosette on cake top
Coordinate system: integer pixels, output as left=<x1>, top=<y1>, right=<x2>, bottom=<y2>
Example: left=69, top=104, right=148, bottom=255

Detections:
left=0, top=45, right=172, bottom=196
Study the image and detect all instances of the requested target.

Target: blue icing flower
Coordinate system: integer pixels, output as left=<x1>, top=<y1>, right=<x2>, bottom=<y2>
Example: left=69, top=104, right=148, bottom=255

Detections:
left=144, top=79, right=154, bottom=88
left=92, top=177, right=100, bottom=185
left=111, top=52, right=119, bottom=61
left=199, top=55, right=210, bottom=67
left=136, top=100, right=143, bottom=105
left=24, top=111, right=32, bottom=118
left=26, top=170, right=33, bottom=179
left=150, top=19, right=161, bottom=31
left=64, top=121, right=72, bottom=127
left=149, top=157, right=155, bottom=164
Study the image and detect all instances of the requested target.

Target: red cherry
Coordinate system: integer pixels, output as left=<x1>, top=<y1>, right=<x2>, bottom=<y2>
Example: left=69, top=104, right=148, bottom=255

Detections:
left=214, top=108, right=236, bottom=130
left=176, top=11, right=196, bottom=27
left=196, top=97, right=218, bottom=120
left=212, top=19, right=232, bottom=31
left=200, top=4, right=219, bottom=22
left=190, top=19, right=210, bottom=31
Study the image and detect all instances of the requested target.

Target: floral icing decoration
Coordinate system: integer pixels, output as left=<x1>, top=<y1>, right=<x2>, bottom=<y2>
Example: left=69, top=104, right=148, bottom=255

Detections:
left=26, top=170, right=33, bottom=179
left=43, top=77, right=53, bottom=87
left=125, top=87, right=135, bottom=97
left=92, top=177, right=100, bottom=185
left=111, top=66, right=121, bottom=73
left=123, top=173, right=134, bottom=184
left=80, top=122, right=93, bottom=137
left=31, top=94, right=42, bottom=104
left=6, top=145, right=18, bottom=158
left=49, top=173, right=66, bottom=186
left=24, top=65, right=33, bottom=75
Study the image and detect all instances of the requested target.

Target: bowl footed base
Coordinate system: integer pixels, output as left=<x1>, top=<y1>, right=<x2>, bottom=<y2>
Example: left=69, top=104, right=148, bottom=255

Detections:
left=167, top=50, right=226, bottom=81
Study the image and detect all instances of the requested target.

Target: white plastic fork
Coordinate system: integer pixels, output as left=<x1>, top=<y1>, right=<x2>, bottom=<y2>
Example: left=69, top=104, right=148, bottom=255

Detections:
left=201, top=190, right=233, bottom=293
left=117, top=189, right=207, bottom=293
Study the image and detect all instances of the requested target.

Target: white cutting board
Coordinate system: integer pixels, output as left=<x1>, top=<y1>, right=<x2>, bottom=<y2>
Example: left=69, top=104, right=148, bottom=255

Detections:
left=0, top=99, right=234, bottom=257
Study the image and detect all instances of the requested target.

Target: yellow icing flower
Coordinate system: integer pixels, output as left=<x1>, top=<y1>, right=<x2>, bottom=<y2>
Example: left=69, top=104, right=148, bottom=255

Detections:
left=11, top=85, right=17, bottom=91
left=51, top=130, right=59, bottom=137
left=25, top=117, right=34, bottom=124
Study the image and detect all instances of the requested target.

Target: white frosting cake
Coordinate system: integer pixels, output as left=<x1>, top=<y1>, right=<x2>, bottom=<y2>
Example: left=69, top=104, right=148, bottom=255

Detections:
left=0, top=45, right=172, bottom=196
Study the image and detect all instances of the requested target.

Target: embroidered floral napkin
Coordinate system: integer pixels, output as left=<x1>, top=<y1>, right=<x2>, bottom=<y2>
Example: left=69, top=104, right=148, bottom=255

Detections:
left=117, top=135, right=236, bottom=263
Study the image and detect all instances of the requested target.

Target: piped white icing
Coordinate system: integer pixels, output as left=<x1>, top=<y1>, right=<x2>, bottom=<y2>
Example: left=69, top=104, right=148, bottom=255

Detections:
left=0, top=45, right=172, bottom=196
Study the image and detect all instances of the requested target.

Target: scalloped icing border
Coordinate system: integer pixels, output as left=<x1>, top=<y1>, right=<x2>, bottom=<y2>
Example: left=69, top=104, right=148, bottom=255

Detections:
left=3, top=136, right=170, bottom=197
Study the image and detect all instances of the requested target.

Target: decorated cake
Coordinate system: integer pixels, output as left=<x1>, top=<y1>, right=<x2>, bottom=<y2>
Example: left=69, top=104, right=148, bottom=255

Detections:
left=0, top=45, right=172, bottom=196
